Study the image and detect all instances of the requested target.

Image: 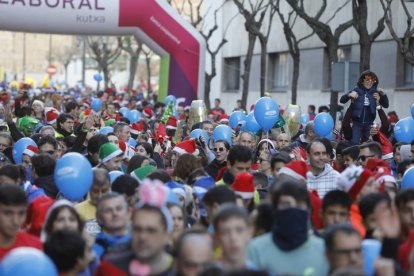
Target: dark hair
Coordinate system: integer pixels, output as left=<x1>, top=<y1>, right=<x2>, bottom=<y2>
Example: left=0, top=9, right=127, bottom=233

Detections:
left=57, top=113, right=74, bottom=126
left=200, top=121, right=213, bottom=129
left=252, top=171, right=268, bottom=189
left=65, top=101, right=79, bottom=113
left=396, top=189, right=414, bottom=210
left=186, top=168, right=208, bottom=186
left=32, top=154, right=56, bottom=177
left=0, top=185, right=27, bottom=206
left=342, top=145, right=360, bottom=161
left=202, top=186, right=236, bottom=207
left=271, top=179, right=310, bottom=209
left=173, top=154, right=202, bottom=182
left=318, top=105, right=330, bottom=113
left=87, top=134, right=109, bottom=155
left=270, top=152, right=291, bottom=170
left=44, top=205, right=84, bottom=236
left=30, top=133, right=43, bottom=145
left=44, top=230, right=86, bottom=273
left=336, top=141, right=352, bottom=156
left=147, top=169, right=172, bottom=183
left=213, top=203, right=249, bottom=231
left=127, top=155, right=150, bottom=174
left=215, top=98, right=221, bottom=103
left=0, top=164, right=26, bottom=183
left=319, top=138, right=334, bottom=160
left=137, top=142, right=154, bottom=158
left=133, top=204, right=168, bottom=231
left=322, top=190, right=352, bottom=211
left=253, top=202, right=273, bottom=235
left=324, top=223, right=360, bottom=252
left=112, top=175, right=139, bottom=197
left=38, top=135, right=59, bottom=150
left=214, top=140, right=231, bottom=151
left=397, top=159, right=414, bottom=176
left=358, top=193, right=391, bottom=220
left=227, top=145, right=252, bottom=166
left=359, top=142, right=382, bottom=159
left=308, top=105, right=316, bottom=112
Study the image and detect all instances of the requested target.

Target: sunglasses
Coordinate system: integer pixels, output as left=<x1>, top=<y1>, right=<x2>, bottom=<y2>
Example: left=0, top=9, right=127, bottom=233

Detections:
left=357, top=154, right=375, bottom=162
left=214, top=147, right=225, bottom=152
left=364, top=76, right=376, bottom=82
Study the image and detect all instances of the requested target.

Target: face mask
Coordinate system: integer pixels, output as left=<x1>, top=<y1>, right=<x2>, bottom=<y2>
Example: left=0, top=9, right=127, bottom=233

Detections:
left=272, top=208, right=309, bottom=251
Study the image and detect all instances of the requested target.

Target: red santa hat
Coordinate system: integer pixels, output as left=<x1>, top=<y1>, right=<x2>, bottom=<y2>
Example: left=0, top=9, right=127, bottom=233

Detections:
left=142, top=106, right=153, bottom=118
left=232, top=172, right=255, bottom=199
left=279, top=160, right=309, bottom=181
left=365, top=158, right=391, bottom=172
left=336, top=165, right=374, bottom=200
left=377, top=131, right=394, bottom=160
left=130, top=122, right=144, bottom=135
left=45, top=108, right=59, bottom=124
left=374, top=166, right=396, bottom=191
left=118, top=140, right=136, bottom=160
left=218, top=114, right=229, bottom=124
left=173, top=139, right=199, bottom=155
left=23, top=145, right=39, bottom=157
left=166, top=116, right=177, bottom=130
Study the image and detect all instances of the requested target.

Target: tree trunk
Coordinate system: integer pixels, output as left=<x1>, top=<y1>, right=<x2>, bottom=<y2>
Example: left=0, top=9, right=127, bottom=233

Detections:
left=259, top=37, right=267, bottom=97
left=328, top=47, right=339, bottom=121
left=103, top=66, right=110, bottom=90
left=127, top=55, right=138, bottom=94
left=64, top=64, right=69, bottom=83
left=241, top=33, right=256, bottom=110
left=146, top=56, right=152, bottom=93
left=204, top=73, right=212, bottom=112
left=291, top=53, right=300, bottom=104
left=360, top=39, right=371, bottom=72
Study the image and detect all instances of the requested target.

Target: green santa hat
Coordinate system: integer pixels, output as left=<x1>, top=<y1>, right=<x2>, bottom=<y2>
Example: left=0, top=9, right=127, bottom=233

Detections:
left=130, top=165, right=157, bottom=181
left=99, top=142, right=123, bottom=163
left=18, top=116, right=39, bottom=136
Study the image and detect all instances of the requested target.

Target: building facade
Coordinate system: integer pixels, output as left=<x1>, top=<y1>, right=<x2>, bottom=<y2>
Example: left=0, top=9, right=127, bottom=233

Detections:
left=204, top=0, right=414, bottom=118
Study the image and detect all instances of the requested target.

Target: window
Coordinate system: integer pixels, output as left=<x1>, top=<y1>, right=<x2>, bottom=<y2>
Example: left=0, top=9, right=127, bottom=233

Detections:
left=223, top=57, right=240, bottom=91
left=337, top=46, right=351, bottom=62
left=268, top=52, right=289, bottom=89
left=403, top=39, right=414, bottom=85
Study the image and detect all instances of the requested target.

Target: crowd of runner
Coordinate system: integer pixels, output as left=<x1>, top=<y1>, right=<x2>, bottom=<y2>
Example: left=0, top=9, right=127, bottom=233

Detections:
left=0, top=70, right=413, bottom=276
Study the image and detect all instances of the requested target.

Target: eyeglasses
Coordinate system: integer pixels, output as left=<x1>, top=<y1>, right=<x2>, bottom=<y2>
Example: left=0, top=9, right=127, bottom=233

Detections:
left=40, top=150, right=56, bottom=155
left=357, top=154, right=375, bottom=162
left=214, top=147, right=225, bottom=152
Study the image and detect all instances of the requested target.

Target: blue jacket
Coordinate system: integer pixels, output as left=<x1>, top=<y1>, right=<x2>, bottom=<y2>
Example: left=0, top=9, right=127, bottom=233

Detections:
left=340, top=71, right=389, bottom=123
left=93, top=231, right=131, bottom=259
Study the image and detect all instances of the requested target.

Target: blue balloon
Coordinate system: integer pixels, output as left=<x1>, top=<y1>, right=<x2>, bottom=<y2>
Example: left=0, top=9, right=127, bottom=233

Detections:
left=245, top=112, right=261, bottom=132
left=167, top=189, right=180, bottom=205
left=229, top=111, right=247, bottom=128
left=165, top=95, right=177, bottom=106
left=301, top=114, right=310, bottom=125
left=213, top=125, right=233, bottom=145
left=254, top=97, right=279, bottom=132
left=0, top=247, right=58, bottom=276
left=402, top=166, right=414, bottom=189
left=411, top=103, right=414, bottom=119
left=99, top=126, right=114, bottom=135
left=394, top=117, right=414, bottom=143
left=54, top=153, right=93, bottom=201
left=362, top=239, right=382, bottom=276
left=314, top=112, right=334, bottom=137
left=91, top=98, right=102, bottom=112
left=119, top=107, right=129, bottom=117
left=127, top=110, right=141, bottom=124
left=190, top=129, right=210, bottom=145
left=13, top=138, right=36, bottom=164
left=128, top=137, right=137, bottom=148
left=109, top=170, right=124, bottom=184
left=93, top=73, right=102, bottom=82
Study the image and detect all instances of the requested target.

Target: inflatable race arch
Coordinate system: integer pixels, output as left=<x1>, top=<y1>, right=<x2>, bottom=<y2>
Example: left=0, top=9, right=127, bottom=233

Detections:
left=0, top=0, right=206, bottom=104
